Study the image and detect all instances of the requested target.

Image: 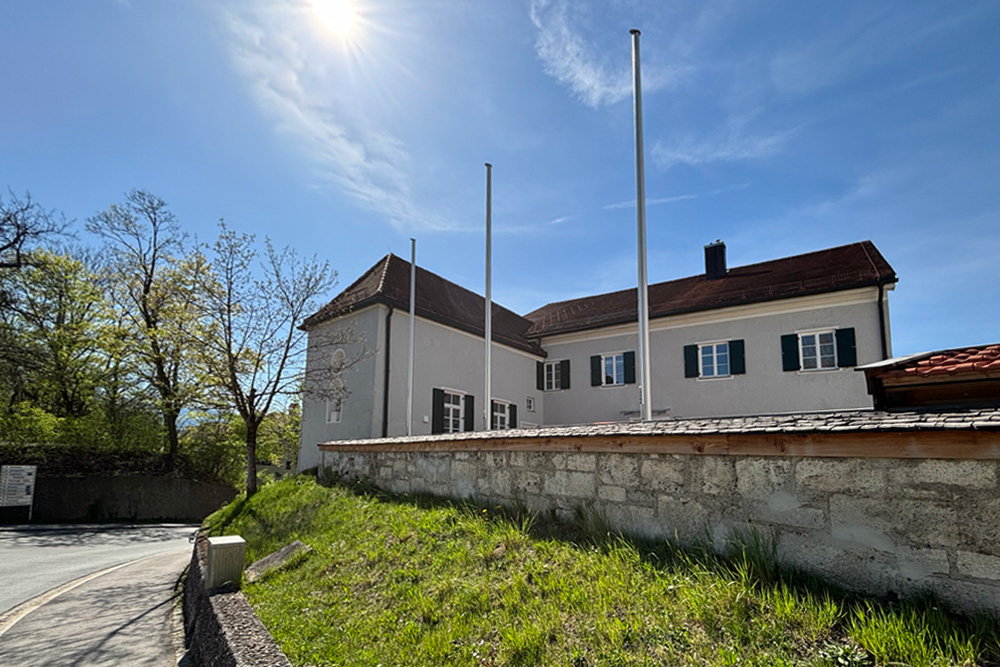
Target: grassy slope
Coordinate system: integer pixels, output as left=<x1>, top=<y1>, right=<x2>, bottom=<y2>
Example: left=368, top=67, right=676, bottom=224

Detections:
left=204, top=476, right=1000, bottom=667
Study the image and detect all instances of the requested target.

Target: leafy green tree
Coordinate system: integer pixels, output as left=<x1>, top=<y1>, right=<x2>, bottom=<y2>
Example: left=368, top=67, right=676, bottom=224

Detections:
left=2, top=249, right=104, bottom=417
left=87, top=190, right=204, bottom=464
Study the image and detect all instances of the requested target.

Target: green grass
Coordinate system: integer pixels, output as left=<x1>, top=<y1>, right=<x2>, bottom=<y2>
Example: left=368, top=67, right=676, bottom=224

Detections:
left=203, top=475, right=1000, bottom=667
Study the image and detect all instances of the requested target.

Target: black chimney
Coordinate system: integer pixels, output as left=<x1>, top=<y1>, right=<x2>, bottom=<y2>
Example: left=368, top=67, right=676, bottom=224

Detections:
left=705, top=240, right=726, bottom=280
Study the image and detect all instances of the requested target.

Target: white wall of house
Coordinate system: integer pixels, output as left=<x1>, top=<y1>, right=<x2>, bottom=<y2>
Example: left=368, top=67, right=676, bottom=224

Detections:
left=299, top=305, right=545, bottom=469
left=298, top=305, right=382, bottom=471
left=540, top=287, right=889, bottom=425
left=383, top=309, right=544, bottom=436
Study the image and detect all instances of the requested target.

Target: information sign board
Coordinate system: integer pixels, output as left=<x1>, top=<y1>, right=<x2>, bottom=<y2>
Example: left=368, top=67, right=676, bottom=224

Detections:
left=1, top=465, right=38, bottom=519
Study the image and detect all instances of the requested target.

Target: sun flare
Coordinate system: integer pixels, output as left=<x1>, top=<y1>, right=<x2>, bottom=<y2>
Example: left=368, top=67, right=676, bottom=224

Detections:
left=313, top=0, right=356, bottom=37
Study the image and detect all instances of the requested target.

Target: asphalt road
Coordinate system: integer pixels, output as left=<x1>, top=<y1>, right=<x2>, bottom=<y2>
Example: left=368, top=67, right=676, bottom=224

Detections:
left=0, top=523, right=198, bottom=614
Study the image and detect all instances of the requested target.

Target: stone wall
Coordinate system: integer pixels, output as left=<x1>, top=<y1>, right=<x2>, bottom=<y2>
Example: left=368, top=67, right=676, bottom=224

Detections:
left=184, top=533, right=292, bottom=667
left=318, top=410, right=1000, bottom=615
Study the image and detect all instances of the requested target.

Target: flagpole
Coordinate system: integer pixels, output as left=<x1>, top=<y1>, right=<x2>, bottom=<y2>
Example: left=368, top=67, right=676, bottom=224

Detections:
left=631, top=29, right=653, bottom=422
left=406, top=237, right=416, bottom=436
left=484, top=163, right=493, bottom=431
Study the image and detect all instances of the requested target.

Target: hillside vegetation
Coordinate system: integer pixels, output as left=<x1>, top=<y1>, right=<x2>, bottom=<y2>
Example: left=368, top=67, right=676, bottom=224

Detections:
left=205, top=476, right=1000, bottom=667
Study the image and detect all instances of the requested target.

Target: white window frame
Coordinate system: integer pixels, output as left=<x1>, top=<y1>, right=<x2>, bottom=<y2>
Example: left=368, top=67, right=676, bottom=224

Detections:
left=699, top=342, right=730, bottom=378
left=442, top=388, right=465, bottom=434
left=492, top=399, right=511, bottom=430
left=325, top=395, right=342, bottom=424
left=525, top=396, right=535, bottom=412
left=799, top=330, right=838, bottom=371
left=602, top=352, right=625, bottom=386
left=544, top=360, right=563, bottom=391
left=326, top=349, right=348, bottom=423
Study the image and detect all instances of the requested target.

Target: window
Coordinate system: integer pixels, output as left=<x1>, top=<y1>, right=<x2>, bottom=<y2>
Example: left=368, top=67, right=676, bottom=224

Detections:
left=325, top=395, right=342, bottom=423
left=590, top=351, right=636, bottom=386
left=781, top=328, right=857, bottom=372
left=443, top=390, right=464, bottom=433
left=491, top=399, right=516, bottom=430
left=801, top=331, right=836, bottom=370
left=537, top=359, right=570, bottom=391
left=432, top=388, right=474, bottom=434
left=701, top=342, right=730, bottom=377
left=326, top=350, right=348, bottom=423
left=604, top=353, right=625, bottom=385
left=684, top=340, right=745, bottom=378
left=525, top=396, right=535, bottom=412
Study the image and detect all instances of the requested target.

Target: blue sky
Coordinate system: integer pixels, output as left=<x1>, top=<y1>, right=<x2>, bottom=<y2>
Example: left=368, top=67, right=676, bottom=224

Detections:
left=2, top=0, right=998, bottom=356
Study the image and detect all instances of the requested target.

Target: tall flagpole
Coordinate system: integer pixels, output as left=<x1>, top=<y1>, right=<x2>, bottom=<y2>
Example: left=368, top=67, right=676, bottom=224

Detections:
left=484, top=163, right=493, bottom=431
left=631, top=29, right=653, bottom=422
left=406, top=237, right=416, bottom=436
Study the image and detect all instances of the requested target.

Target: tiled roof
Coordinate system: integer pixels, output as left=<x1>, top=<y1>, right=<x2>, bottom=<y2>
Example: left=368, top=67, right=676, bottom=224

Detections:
left=523, top=241, right=896, bottom=338
left=320, top=407, right=1000, bottom=447
left=863, top=344, right=1000, bottom=379
left=301, top=254, right=545, bottom=356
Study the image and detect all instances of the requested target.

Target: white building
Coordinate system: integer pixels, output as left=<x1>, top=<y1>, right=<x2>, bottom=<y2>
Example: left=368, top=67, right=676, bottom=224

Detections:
left=298, top=240, right=897, bottom=470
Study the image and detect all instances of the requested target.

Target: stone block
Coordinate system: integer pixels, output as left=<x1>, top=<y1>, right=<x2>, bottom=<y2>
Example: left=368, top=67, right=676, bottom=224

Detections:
left=543, top=471, right=595, bottom=498
left=566, top=454, right=597, bottom=472
left=550, top=453, right=568, bottom=470
left=656, top=496, right=709, bottom=544
left=751, top=491, right=825, bottom=530
left=892, top=460, right=997, bottom=490
left=795, top=458, right=886, bottom=494
left=508, top=452, right=528, bottom=468
left=452, top=460, right=477, bottom=482
left=515, top=470, right=544, bottom=495
left=894, top=547, right=950, bottom=581
left=605, top=503, right=659, bottom=539
left=956, top=551, right=1000, bottom=581
left=736, top=459, right=791, bottom=499
left=598, top=484, right=626, bottom=503
left=640, top=458, right=685, bottom=492
left=699, top=457, right=735, bottom=495
left=598, top=454, right=640, bottom=487
left=830, top=493, right=959, bottom=549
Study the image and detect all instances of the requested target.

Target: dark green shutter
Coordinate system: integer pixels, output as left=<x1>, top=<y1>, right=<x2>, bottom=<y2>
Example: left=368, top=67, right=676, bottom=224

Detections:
left=490, top=400, right=497, bottom=429
left=536, top=361, right=544, bottom=391
left=781, top=334, right=800, bottom=372
left=836, top=328, right=857, bottom=367
left=729, top=339, right=745, bottom=375
left=431, top=388, right=445, bottom=434
left=560, top=359, right=571, bottom=389
left=510, top=404, right=518, bottom=428
left=684, top=344, right=699, bottom=378
left=590, top=355, right=602, bottom=386
left=623, top=351, right=636, bottom=384
left=464, top=395, right=475, bottom=432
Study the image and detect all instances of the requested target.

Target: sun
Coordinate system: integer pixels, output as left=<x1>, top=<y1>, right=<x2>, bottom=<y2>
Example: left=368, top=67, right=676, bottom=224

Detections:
left=313, top=0, right=356, bottom=37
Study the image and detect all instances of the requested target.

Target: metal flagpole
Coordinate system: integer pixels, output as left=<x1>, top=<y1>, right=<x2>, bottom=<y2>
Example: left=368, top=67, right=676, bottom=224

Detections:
left=631, top=29, right=653, bottom=422
left=407, top=238, right=416, bottom=436
left=484, top=163, right=493, bottom=431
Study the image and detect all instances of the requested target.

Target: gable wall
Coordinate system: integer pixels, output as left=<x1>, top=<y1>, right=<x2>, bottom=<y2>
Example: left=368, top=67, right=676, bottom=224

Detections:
left=298, top=305, right=383, bottom=471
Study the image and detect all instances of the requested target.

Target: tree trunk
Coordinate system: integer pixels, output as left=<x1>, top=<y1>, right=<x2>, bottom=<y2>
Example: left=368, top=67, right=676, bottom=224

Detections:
left=164, top=408, right=180, bottom=468
left=245, top=421, right=258, bottom=497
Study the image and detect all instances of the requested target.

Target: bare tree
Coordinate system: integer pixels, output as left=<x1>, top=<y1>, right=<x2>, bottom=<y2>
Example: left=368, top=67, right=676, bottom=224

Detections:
left=1, top=189, right=67, bottom=270
left=194, top=223, right=338, bottom=496
left=86, top=190, right=201, bottom=464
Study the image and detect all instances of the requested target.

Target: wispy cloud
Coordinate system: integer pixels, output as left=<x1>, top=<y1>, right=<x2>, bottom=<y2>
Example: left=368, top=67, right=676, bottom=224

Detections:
left=651, top=115, right=798, bottom=169
left=220, top=3, right=456, bottom=232
left=604, top=183, right=749, bottom=210
left=528, top=0, right=685, bottom=108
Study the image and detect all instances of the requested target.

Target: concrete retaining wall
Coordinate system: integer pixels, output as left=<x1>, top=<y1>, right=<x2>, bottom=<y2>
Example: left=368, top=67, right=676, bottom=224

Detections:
left=32, top=475, right=236, bottom=522
left=319, top=414, right=1000, bottom=615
